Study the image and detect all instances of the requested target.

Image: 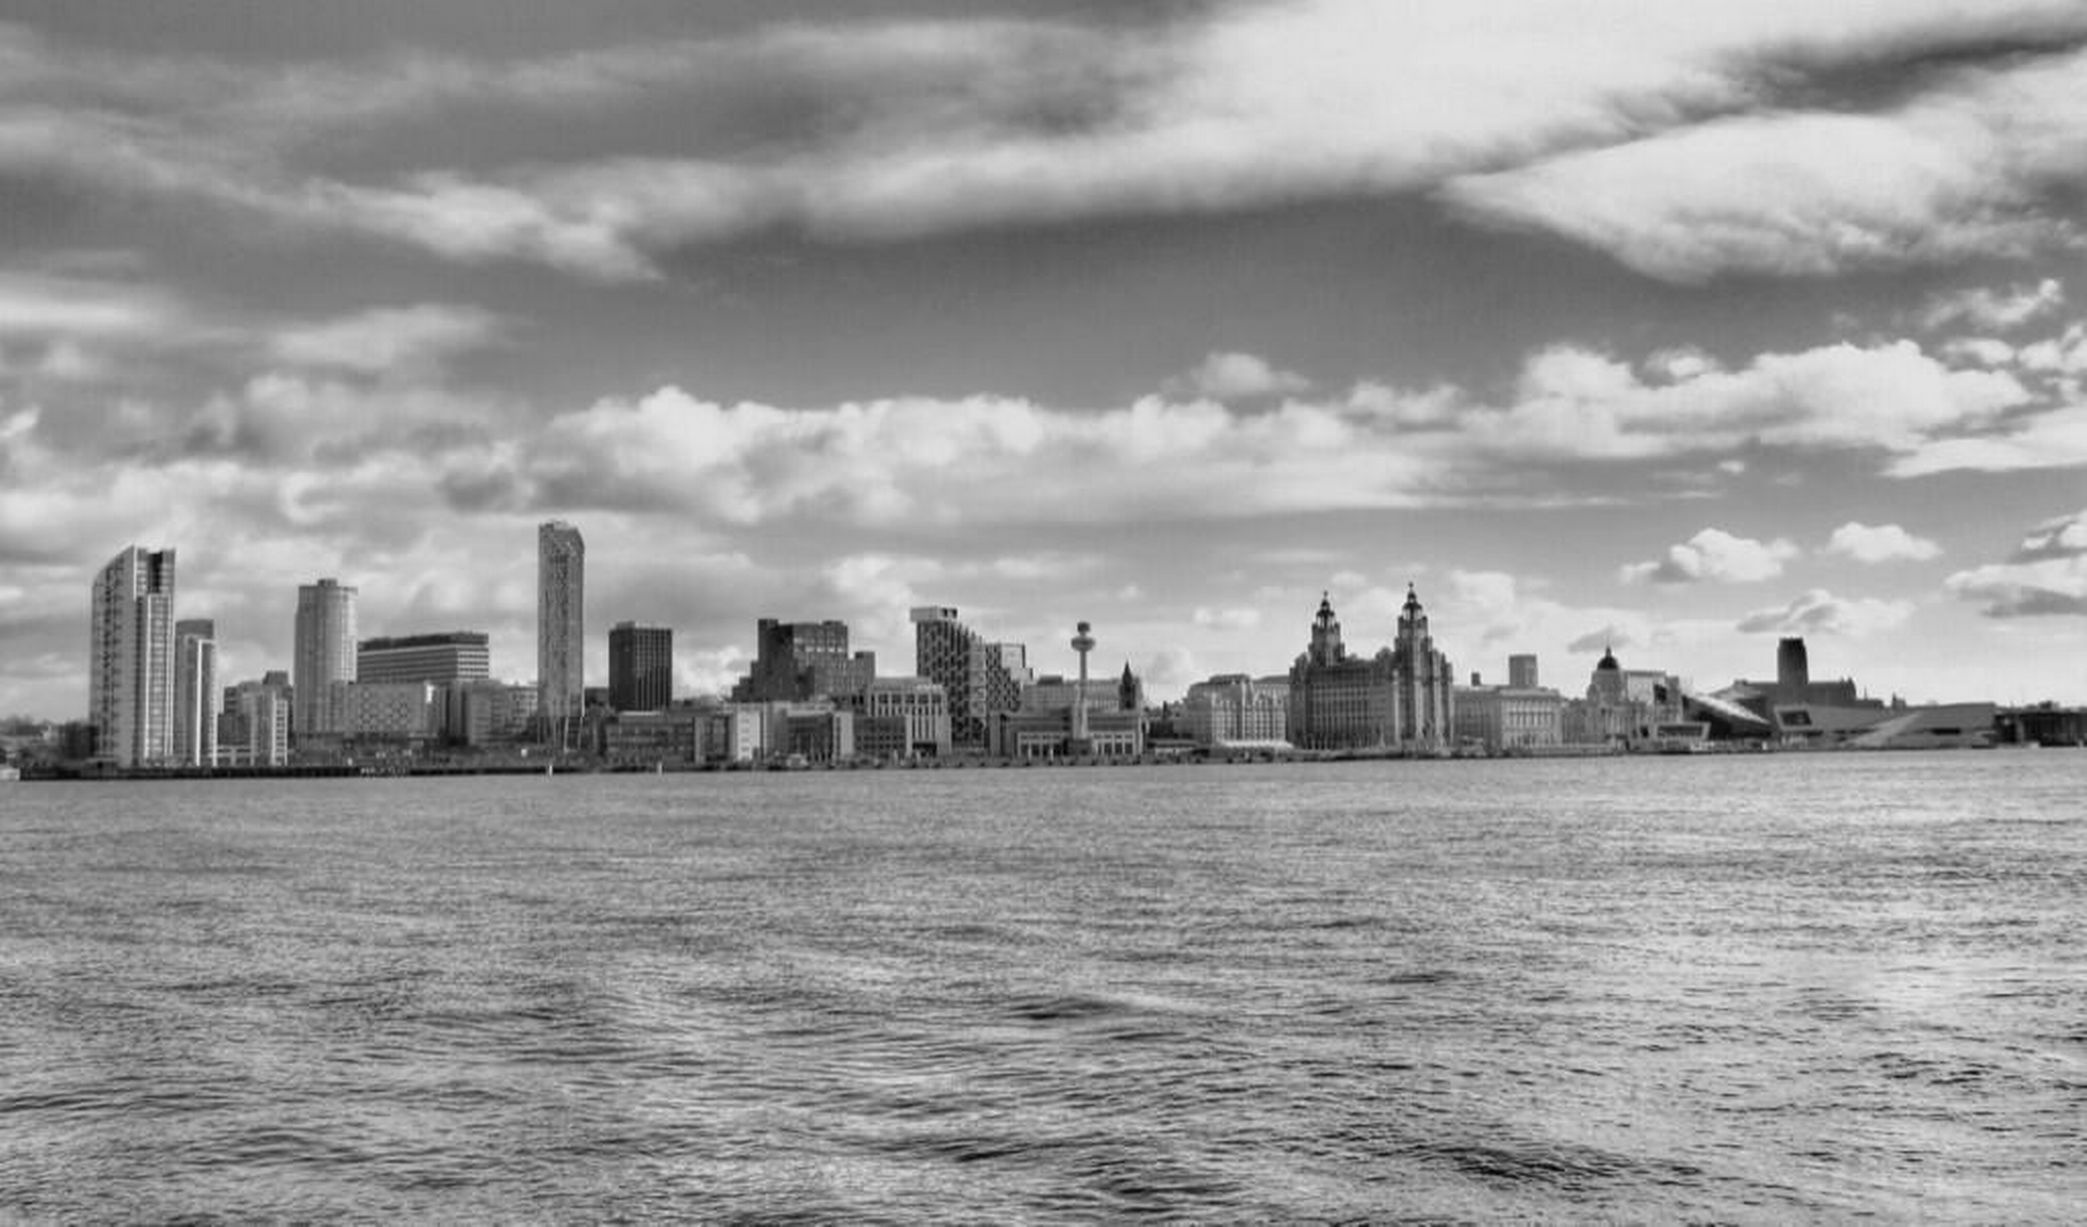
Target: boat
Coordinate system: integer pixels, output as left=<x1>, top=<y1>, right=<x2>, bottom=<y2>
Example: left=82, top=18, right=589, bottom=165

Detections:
left=0, top=765, right=21, bottom=781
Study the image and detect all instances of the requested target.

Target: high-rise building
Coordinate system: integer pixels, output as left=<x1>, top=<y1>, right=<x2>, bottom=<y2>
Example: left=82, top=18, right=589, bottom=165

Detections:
left=608, top=622, right=674, bottom=711
left=911, top=606, right=1027, bottom=750
left=1508, top=654, right=1539, bottom=689
left=174, top=618, right=218, bottom=767
left=88, top=546, right=177, bottom=767
left=293, top=578, right=357, bottom=739
left=357, top=632, right=491, bottom=685
left=737, top=618, right=875, bottom=703
left=538, top=521, right=585, bottom=735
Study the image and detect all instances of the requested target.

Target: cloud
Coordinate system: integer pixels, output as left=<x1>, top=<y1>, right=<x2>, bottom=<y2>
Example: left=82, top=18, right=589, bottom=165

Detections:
left=1167, top=352, right=1310, bottom=401
left=1887, top=406, right=2087, bottom=476
left=0, top=273, right=175, bottom=338
left=1824, top=522, right=1942, bottom=563
left=1622, top=528, right=1800, bottom=584
left=1440, top=48, right=2087, bottom=281
left=1945, top=508, right=2087, bottom=616
left=1920, top=278, right=2066, bottom=332
left=10, top=4, right=2087, bottom=279
left=269, top=304, right=507, bottom=374
left=1192, top=606, right=1262, bottom=631
left=1736, top=589, right=1915, bottom=636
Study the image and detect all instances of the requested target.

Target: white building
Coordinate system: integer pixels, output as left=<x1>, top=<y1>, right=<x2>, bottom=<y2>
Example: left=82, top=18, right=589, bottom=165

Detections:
left=1180, top=674, right=1291, bottom=747
left=174, top=618, right=218, bottom=767
left=88, top=545, right=177, bottom=767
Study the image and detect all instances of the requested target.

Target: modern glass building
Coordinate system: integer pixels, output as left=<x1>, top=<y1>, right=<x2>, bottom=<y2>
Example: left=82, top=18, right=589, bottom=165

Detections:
left=608, top=622, right=673, bottom=712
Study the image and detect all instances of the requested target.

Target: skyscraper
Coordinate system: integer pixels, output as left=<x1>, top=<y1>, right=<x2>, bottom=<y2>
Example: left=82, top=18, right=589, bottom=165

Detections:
left=294, top=578, right=358, bottom=739
left=88, top=545, right=176, bottom=767
left=608, top=622, right=673, bottom=711
left=174, top=618, right=218, bottom=767
left=538, top=521, right=585, bottom=736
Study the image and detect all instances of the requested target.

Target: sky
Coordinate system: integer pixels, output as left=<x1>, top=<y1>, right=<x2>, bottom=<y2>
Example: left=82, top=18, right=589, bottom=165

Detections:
left=3, top=0, right=2087, bottom=719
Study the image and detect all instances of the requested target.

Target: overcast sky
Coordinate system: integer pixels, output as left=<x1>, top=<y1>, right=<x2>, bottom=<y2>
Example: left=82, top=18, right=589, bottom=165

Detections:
left=4, top=0, right=2087, bottom=718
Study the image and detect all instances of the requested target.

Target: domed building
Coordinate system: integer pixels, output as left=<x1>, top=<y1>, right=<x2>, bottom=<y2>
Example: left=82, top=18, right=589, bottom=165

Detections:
left=1565, top=644, right=1689, bottom=746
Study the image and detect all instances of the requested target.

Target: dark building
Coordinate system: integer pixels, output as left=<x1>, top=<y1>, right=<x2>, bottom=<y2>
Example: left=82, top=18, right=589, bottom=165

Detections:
left=608, top=622, right=674, bottom=712
left=737, top=618, right=874, bottom=703
left=911, top=606, right=1027, bottom=751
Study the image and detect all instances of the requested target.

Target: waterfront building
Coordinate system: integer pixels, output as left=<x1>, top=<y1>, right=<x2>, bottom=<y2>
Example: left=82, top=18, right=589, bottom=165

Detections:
left=911, top=606, right=1029, bottom=750
left=737, top=618, right=874, bottom=704
left=334, top=681, right=442, bottom=741
left=445, top=680, right=540, bottom=747
left=862, top=676, right=952, bottom=758
left=1180, top=674, right=1291, bottom=748
left=1565, top=646, right=1691, bottom=746
left=173, top=618, right=218, bottom=767
left=293, top=578, right=357, bottom=739
left=1451, top=683, right=1565, bottom=753
left=223, top=673, right=292, bottom=767
left=608, top=622, right=674, bottom=711
left=986, top=622, right=1143, bottom=759
left=538, top=521, right=585, bottom=738
left=357, top=632, right=490, bottom=686
left=601, top=708, right=703, bottom=765
left=1286, top=587, right=1455, bottom=752
left=88, top=545, right=177, bottom=767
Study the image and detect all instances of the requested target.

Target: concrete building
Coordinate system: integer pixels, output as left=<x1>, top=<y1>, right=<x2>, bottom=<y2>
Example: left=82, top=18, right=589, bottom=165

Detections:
left=173, top=618, right=218, bottom=767
left=608, top=622, right=674, bottom=711
left=88, top=545, right=177, bottom=767
left=293, top=578, right=357, bottom=739
left=1180, top=674, right=1291, bottom=748
left=912, top=606, right=1029, bottom=751
left=1286, top=586, right=1456, bottom=752
left=1565, top=647, right=1692, bottom=746
left=446, top=680, right=540, bottom=747
left=538, top=520, right=585, bottom=738
left=1452, top=684, right=1565, bottom=753
left=1508, top=654, right=1540, bottom=689
left=335, top=681, right=442, bottom=741
left=357, top=632, right=490, bottom=686
left=223, top=673, right=292, bottom=767
left=862, top=676, right=952, bottom=758
left=601, top=708, right=703, bottom=765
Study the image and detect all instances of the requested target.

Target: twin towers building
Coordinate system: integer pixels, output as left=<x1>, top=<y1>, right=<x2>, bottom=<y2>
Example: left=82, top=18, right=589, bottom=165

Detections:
left=1286, top=585, right=1456, bottom=752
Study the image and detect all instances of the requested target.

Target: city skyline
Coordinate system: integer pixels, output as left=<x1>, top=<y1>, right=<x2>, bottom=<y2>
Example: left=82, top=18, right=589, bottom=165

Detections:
left=5, top=2, right=2087, bottom=719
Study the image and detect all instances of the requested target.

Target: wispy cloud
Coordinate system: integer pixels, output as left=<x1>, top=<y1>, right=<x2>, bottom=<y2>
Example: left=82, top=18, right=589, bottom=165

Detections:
left=1736, top=589, right=1916, bottom=636
left=1946, top=508, right=2087, bottom=616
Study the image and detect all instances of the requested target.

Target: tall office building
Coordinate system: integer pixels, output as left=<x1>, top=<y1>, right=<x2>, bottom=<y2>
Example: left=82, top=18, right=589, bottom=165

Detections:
left=173, top=618, right=218, bottom=767
left=293, top=578, right=358, bottom=738
left=911, top=606, right=1027, bottom=750
left=608, top=622, right=673, bottom=711
left=88, top=545, right=177, bottom=767
left=538, top=521, right=585, bottom=735
left=357, top=632, right=491, bottom=685
left=1508, top=654, right=1539, bottom=689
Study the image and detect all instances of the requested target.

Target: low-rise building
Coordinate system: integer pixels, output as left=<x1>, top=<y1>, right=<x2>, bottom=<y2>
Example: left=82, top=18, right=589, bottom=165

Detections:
left=1180, top=674, right=1290, bottom=747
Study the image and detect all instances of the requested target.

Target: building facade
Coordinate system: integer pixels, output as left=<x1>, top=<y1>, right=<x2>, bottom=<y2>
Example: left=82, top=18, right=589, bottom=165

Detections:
left=223, top=673, right=292, bottom=767
left=862, top=676, right=952, bottom=758
left=1452, top=684, right=1565, bottom=753
left=608, top=622, right=674, bottom=711
left=1181, top=674, right=1291, bottom=747
left=174, top=618, right=218, bottom=767
left=1286, top=587, right=1455, bottom=752
left=738, top=619, right=874, bottom=703
left=911, top=606, right=1028, bottom=751
left=537, top=520, right=586, bottom=735
left=293, top=578, right=357, bottom=739
left=88, top=545, right=177, bottom=767
left=357, top=632, right=490, bottom=686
